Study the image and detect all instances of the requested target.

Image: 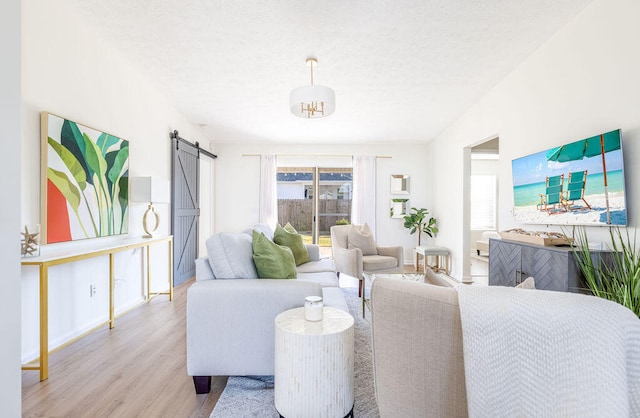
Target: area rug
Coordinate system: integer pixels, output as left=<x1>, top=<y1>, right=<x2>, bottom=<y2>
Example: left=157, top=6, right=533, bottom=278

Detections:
left=210, top=287, right=380, bottom=417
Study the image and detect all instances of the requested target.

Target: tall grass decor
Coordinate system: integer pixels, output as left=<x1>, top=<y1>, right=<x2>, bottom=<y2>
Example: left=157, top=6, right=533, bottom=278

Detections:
left=572, top=226, right=640, bottom=318
left=41, top=112, right=129, bottom=244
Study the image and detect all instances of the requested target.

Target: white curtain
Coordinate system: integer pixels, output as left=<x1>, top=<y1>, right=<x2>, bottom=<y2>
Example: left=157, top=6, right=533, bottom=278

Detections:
left=259, top=154, right=278, bottom=229
left=351, top=155, right=377, bottom=237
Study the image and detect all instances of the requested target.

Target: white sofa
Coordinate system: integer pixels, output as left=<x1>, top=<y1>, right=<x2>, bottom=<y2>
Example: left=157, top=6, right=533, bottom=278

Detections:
left=187, top=224, right=348, bottom=394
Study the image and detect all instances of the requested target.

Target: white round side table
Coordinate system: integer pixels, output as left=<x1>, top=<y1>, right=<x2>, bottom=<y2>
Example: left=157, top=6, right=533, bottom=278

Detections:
left=274, top=307, right=355, bottom=418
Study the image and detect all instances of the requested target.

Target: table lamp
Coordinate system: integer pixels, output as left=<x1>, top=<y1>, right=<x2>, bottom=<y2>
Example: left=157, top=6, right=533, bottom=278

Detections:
left=130, top=177, right=170, bottom=238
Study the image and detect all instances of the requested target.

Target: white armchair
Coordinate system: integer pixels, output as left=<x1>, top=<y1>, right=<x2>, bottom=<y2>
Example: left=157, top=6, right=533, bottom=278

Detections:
left=330, top=224, right=403, bottom=280
left=371, top=274, right=640, bottom=417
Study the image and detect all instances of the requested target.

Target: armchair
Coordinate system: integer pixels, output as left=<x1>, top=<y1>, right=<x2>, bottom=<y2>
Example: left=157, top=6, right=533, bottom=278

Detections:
left=370, top=275, right=640, bottom=417
left=371, top=274, right=467, bottom=418
left=330, top=224, right=403, bottom=281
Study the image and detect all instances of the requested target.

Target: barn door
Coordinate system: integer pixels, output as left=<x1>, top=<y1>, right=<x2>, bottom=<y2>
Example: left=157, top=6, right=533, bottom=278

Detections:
left=171, top=132, right=199, bottom=286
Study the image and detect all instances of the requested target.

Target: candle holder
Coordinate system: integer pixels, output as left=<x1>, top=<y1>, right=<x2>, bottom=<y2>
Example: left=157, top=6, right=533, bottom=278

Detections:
left=304, top=296, right=323, bottom=321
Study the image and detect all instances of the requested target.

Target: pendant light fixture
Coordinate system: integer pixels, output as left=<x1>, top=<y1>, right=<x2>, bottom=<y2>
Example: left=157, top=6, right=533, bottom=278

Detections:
left=289, top=58, right=335, bottom=118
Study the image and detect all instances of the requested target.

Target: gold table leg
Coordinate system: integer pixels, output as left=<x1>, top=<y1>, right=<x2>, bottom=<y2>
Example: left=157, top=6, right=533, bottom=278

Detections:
left=109, top=254, right=115, bottom=329
left=39, top=264, right=49, bottom=381
left=168, top=239, right=174, bottom=301
left=146, top=244, right=151, bottom=300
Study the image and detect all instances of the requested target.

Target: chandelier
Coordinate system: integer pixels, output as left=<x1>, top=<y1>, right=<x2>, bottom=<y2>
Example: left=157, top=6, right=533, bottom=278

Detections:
left=289, top=58, right=335, bottom=119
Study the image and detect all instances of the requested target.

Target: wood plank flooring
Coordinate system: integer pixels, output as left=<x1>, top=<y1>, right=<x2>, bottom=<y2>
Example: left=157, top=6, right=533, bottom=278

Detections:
left=22, top=278, right=225, bottom=418
left=22, top=264, right=419, bottom=417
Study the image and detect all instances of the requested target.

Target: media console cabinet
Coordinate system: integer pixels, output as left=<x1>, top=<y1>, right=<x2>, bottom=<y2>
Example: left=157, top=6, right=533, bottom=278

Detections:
left=21, top=235, right=173, bottom=381
left=488, top=238, right=614, bottom=292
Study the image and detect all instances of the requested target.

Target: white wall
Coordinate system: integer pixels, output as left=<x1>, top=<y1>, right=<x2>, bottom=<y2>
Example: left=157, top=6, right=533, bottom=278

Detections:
left=20, top=1, right=208, bottom=362
left=0, top=0, right=22, bottom=414
left=213, top=143, right=431, bottom=263
left=429, top=0, right=640, bottom=279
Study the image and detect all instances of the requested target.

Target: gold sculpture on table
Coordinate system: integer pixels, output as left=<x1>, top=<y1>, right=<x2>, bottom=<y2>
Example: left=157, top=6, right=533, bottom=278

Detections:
left=21, top=225, right=40, bottom=257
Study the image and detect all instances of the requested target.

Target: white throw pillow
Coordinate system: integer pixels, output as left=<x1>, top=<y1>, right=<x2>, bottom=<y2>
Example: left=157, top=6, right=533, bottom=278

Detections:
left=347, top=223, right=378, bottom=256
left=242, top=223, right=275, bottom=241
left=516, top=276, right=536, bottom=289
left=206, top=232, right=259, bottom=279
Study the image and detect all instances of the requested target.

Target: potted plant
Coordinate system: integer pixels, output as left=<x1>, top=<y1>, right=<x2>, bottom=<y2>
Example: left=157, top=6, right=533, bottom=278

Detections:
left=403, top=207, right=438, bottom=246
left=571, top=226, right=640, bottom=318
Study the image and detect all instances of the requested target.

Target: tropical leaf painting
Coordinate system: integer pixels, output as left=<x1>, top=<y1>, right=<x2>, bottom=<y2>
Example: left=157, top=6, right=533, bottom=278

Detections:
left=42, top=112, right=129, bottom=243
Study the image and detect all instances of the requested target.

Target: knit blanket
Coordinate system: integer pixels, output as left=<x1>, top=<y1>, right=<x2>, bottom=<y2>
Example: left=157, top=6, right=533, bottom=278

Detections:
left=456, top=285, right=640, bottom=417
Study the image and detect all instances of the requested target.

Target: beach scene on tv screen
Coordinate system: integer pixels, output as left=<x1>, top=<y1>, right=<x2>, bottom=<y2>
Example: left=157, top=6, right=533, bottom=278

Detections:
left=512, top=129, right=626, bottom=226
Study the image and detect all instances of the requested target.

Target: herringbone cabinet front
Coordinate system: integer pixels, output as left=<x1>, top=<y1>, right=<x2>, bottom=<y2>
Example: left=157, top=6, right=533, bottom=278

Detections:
left=488, top=238, right=613, bottom=292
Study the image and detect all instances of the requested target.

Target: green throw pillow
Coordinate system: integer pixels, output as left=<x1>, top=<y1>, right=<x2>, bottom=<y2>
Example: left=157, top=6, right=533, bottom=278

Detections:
left=274, top=224, right=311, bottom=266
left=252, top=230, right=297, bottom=279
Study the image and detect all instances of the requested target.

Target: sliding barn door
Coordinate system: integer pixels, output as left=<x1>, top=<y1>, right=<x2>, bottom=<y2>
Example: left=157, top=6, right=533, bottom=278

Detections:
left=171, top=137, right=199, bottom=286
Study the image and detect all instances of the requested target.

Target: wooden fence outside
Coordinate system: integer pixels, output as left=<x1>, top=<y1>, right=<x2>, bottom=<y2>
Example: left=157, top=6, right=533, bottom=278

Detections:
left=278, top=199, right=351, bottom=233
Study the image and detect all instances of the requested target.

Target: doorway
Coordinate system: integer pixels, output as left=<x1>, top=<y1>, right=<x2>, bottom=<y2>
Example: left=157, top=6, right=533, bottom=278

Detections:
left=276, top=167, right=352, bottom=258
left=198, top=155, right=215, bottom=257
left=465, top=137, right=499, bottom=284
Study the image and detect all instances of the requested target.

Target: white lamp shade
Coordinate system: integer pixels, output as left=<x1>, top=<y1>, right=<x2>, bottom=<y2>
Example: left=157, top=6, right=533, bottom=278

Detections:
left=289, top=85, right=336, bottom=118
left=130, top=177, right=170, bottom=203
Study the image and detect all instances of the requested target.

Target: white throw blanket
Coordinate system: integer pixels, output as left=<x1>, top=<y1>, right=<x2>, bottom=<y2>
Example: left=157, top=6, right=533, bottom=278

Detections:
left=456, top=285, right=640, bottom=417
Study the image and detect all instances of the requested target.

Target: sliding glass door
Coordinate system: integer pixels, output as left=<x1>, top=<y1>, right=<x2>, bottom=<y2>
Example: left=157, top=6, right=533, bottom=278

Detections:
left=277, top=167, right=352, bottom=256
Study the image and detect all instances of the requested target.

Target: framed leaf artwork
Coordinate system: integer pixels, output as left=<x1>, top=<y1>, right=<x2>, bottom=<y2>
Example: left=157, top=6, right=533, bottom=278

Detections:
left=41, top=112, right=130, bottom=244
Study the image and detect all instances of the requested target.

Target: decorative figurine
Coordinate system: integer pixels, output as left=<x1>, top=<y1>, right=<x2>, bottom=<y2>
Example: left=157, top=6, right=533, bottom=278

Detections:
left=21, top=225, right=40, bottom=257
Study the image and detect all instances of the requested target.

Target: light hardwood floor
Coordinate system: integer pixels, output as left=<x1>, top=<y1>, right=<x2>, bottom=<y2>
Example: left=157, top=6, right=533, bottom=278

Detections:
left=22, top=264, right=421, bottom=416
left=22, top=278, right=225, bottom=418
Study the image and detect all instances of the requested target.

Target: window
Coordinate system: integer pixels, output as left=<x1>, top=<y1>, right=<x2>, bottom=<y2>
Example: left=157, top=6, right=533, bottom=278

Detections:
left=276, top=167, right=352, bottom=248
left=470, top=175, right=496, bottom=230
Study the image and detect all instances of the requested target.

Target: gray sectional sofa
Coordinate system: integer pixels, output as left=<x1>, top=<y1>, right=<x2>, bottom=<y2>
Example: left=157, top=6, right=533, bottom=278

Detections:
left=186, top=224, right=347, bottom=393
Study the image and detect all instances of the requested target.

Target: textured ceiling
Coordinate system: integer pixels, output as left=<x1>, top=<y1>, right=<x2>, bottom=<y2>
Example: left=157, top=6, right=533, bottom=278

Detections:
left=63, top=0, right=593, bottom=145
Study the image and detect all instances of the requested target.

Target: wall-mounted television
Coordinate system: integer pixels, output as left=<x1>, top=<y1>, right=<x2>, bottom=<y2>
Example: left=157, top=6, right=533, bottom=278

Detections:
left=511, top=129, right=626, bottom=226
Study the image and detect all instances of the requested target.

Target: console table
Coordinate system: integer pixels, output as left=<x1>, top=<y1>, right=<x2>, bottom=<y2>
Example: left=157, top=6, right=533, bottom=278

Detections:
left=21, top=235, right=173, bottom=381
left=488, top=238, right=614, bottom=292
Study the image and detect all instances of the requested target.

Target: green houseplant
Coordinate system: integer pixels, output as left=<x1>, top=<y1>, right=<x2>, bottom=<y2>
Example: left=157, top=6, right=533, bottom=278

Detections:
left=403, top=207, right=438, bottom=246
left=571, top=226, right=640, bottom=318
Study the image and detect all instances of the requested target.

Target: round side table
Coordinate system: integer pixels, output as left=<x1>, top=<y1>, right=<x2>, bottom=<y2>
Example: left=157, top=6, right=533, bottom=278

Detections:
left=274, top=307, right=355, bottom=418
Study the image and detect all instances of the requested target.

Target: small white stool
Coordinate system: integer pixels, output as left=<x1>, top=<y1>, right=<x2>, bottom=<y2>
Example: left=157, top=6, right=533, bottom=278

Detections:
left=415, top=246, right=450, bottom=274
